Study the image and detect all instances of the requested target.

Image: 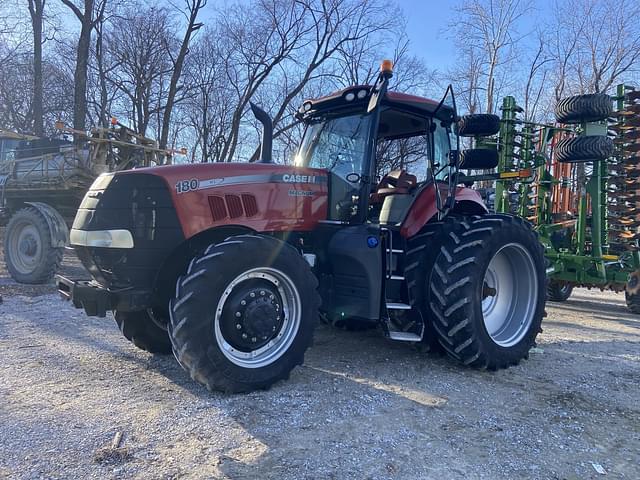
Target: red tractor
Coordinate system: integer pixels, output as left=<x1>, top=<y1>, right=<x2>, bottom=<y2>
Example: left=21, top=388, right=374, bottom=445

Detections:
left=58, top=62, right=546, bottom=393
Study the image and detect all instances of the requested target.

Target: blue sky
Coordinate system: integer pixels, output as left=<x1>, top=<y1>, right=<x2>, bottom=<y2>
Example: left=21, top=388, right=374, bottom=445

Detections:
left=396, top=0, right=552, bottom=70
left=396, top=0, right=458, bottom=68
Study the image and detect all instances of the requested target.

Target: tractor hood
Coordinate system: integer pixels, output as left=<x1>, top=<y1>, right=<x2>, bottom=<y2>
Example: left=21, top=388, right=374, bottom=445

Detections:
left=102, top=162, right=330, bottom=240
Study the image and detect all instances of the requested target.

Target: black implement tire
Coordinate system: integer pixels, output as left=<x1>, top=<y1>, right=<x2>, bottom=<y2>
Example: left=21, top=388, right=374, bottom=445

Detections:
left=555, top=93, right=612, bottom=124
left=459, top=148, right=499, bottom=170
left=555, top=135, right=613, bottom=163
left=169, top=234, right=320, bottom=393
left=456, top=114, right=501, bottom=137
left=428, top=214, right=546, bottom=369
left=547, top=281, right=573, bottom=302
left=3, top=207, right=63, bottom=284
left=625, top=291, right=640, bottom=314
left=114, top=310, right=172, bottom=354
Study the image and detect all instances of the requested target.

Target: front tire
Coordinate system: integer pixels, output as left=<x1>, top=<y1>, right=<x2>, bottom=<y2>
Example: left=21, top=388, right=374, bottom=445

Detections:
left=114, top=310, right=172, bottom=354
left=169, top=234, right=320, bottom=393
left=428, top=214, right=546, bottom=369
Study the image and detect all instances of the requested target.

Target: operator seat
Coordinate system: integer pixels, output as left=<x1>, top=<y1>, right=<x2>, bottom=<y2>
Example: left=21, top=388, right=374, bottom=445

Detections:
left=370, top=169, right=417, bottom=204
left=371, top=169, right=419, bottom=226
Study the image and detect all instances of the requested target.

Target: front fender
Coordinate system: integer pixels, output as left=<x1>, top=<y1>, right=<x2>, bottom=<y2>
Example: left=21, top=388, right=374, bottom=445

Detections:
left=25, top=202, right=69, bottom=247
left=400, top=185, right=487, bottom=238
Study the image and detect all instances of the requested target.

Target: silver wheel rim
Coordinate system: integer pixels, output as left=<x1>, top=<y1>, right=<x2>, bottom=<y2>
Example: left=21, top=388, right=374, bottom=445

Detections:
left=214, top=267, right=301, bottom=368
left=481, top=243, right=538, bottom=347
left=8, top=220, right=42, bottom=275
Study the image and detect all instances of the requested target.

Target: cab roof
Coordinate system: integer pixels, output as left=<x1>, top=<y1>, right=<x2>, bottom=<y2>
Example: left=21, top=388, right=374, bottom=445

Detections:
left=297, top=85, right=454, bottom=122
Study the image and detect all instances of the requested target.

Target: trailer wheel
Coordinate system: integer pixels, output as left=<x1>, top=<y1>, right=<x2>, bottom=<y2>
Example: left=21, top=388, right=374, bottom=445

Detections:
left=169, top=235, right=320, bottom=393
left=547, top=281, right=574, bottom=302
left=555, top=93, right=612, bottom=124
left=3, top=207, right=63, bottom=284
left=555, top=135, right=613, bottom=163
left=114, top=310, right=172, bottom=354
left=428, top=214, right=546, bottom=369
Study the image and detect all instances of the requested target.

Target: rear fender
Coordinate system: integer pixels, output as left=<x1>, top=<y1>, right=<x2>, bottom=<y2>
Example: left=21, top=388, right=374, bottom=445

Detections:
left=400, top=185, right=487, bottom=238
left=24, top=202, right=69, bottom=247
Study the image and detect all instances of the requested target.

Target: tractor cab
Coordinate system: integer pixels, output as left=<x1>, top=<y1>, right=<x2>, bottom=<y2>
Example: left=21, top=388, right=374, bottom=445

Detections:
left=295, top=81, right=462, bottom=228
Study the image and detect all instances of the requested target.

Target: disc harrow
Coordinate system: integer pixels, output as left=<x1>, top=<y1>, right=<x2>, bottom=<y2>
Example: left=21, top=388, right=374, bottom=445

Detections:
left=608, top=86, right=640, bottom=252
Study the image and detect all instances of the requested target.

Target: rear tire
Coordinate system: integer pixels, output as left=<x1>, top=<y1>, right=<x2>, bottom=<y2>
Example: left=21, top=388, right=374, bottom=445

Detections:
left=4, top=207, right=63, bottom=284
left=428, top=214, right=546, bottom=369
left=169, top=234, right=320, bottom=393
left=405, top=219, right=459, bottom=354
left=114, top=310, right=172, bottom=354
left=547, top=281, right=573, bottom=302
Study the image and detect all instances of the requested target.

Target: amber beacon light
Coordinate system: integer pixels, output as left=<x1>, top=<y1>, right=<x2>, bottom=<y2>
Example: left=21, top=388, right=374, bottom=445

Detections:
left=380, top=59, right=394, bottom=74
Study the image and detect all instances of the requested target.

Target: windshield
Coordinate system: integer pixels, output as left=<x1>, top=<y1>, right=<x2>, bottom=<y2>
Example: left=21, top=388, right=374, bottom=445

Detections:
left=296, top=114, right=373, bottom=221
left=295, top=114, right=372, bottom=175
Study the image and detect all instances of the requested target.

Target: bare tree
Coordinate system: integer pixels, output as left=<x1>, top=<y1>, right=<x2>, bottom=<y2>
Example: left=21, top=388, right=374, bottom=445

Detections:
left=106, top=6, right=173, bottom=135
left=521, top=30, right=553, bottom=121
left=450, top=0, right=528, bottom=114
left=27, top=0, right=46, bottom=135
left=158, top=0, right=206, bottom=154
left=552, top=0, right=640, bottom=95
left=60, top=0, right=107, bottom=133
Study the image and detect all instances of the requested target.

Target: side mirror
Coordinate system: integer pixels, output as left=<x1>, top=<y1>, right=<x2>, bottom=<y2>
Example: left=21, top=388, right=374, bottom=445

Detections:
left=459, top=149, right=498, bottom=170
left=456, top=114, right=500, bottom=137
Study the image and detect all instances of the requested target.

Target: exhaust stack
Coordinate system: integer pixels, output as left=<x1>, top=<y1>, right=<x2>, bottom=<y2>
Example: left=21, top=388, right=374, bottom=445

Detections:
left=249, top=102, right=273, bottom=163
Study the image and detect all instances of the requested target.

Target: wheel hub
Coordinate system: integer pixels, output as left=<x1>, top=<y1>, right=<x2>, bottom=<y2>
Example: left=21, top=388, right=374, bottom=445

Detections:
left=19, top=235, right=38, bottom=256
left=220, top=282, right=283, bottom=351
left=481, top=243, right=538, bottom=347
left=214, top=267, right=302, bottom=369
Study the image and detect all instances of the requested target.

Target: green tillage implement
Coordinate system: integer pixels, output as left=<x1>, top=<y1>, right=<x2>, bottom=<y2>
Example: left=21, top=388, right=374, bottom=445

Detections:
left=461, top=85, right=640, bottom=311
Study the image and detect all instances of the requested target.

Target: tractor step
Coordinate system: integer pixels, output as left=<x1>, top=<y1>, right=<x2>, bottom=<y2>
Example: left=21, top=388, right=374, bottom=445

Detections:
left=386, top=302, right=411, bottom=310
left=387, top=331, right=422, bottom=342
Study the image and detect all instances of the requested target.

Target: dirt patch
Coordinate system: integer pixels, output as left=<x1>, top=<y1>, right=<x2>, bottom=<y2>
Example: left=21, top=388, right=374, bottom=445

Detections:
left=0, top=235, right=639, bottom=479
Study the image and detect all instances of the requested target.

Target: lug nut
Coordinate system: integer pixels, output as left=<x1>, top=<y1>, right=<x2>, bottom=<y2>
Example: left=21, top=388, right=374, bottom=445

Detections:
left=269, top=294, right=274, bottom=300
left=235, top=312, right=241, bottom=318
left=252, top=337, right=257, bottom=343
left=236, top=324, right=242, bottom=330
left=242, top=333, right=247, bottom=339
left=260, top=290, right=265, bottom=296
left=241, top=300, right=246, bottom=306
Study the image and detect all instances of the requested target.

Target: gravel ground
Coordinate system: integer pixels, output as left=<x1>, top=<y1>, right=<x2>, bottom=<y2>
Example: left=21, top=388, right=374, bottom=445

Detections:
left=0, top=232, right=639, bottom=479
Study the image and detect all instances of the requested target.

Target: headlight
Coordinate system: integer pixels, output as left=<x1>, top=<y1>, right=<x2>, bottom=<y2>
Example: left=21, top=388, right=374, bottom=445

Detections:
left=70, top=229, right=134, bottom=248
left=90, top=173, right=115, bottom=191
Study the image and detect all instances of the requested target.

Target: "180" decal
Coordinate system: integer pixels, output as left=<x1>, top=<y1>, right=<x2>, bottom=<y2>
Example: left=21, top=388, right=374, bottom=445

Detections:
left=175, top=178, right=199, bottom=194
